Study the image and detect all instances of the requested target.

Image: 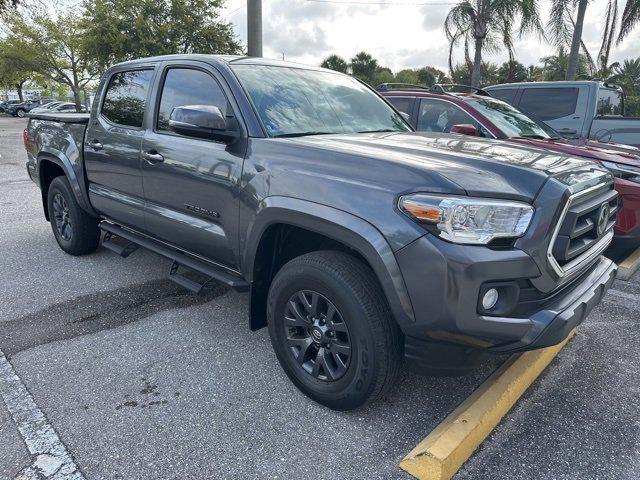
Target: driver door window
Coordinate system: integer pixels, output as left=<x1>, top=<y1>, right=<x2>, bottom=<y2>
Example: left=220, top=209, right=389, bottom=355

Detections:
left=156, top=68, right=228, bottom=133
left=417, top=99, right=487, bottom=136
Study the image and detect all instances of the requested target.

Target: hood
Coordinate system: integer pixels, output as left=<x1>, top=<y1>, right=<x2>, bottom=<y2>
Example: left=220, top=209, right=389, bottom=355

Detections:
left=508, top=137, right=640, bottom=168
left=279, top=132, right=601, bottom=202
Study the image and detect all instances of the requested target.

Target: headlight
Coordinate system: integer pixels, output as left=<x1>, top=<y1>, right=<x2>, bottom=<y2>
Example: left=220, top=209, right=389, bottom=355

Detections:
left=601, top=161, right=640, bottom=184
left=399, top=194, right=534, bottom=245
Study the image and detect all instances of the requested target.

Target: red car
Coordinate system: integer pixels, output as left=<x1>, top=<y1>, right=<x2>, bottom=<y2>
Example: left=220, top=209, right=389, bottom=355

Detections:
left=379, top=84, right=640, bottom=247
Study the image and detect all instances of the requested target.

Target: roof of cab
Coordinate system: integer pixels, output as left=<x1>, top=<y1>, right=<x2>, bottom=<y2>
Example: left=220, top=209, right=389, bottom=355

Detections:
left=111, top=54, right=333, bottom=73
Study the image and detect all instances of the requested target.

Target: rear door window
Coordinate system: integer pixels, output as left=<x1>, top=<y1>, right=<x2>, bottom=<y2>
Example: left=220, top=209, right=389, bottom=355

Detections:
left=518, top=88, right=579, bottom=121
left=488, top=88, right=517, bottom=105
left=597, top=88, right=623, bottom=116
left=101, top=69, right=153, bottom=128
left=386, top=97, right=414, bottom=116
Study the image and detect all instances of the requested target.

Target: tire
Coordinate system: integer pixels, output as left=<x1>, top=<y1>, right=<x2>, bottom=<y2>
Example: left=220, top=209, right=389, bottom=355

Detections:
left=47, top=176, right=100, bottom=255
left=16, top=108, right=26, bottom=118
left=267, top=250, right=402, bottom=410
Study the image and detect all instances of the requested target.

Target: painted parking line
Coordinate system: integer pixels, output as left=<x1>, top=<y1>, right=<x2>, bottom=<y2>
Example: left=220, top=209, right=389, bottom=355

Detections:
left=616, top=246, right=640, bottom=281
left=399, top=331, right=575, bottom=480
left=0, top=349, right=85, bottom=480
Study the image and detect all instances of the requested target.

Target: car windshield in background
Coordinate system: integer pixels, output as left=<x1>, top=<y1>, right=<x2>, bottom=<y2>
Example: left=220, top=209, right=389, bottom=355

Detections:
left=464, top=96, right=551, bottom=140
left=232, top=65, right=410, bottom=137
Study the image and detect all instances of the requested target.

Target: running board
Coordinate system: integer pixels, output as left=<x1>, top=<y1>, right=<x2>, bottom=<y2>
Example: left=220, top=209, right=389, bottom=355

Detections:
left=99, top=221, right=249, bottom=292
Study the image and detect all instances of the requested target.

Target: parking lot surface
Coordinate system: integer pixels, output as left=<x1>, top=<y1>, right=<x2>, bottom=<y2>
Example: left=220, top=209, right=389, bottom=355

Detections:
left=1, top=116, right=638, bottom=479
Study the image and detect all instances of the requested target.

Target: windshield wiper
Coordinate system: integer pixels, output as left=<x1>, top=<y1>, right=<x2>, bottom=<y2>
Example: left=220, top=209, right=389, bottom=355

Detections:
left=357, top=129, right=398, bottom=133
left=273, top=131, right=333, bottom=138
left=512, top=134, right=548, bottom=140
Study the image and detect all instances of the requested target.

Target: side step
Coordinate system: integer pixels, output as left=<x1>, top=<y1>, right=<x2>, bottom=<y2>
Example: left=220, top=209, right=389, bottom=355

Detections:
left=99, top=221, right=249, bottom=292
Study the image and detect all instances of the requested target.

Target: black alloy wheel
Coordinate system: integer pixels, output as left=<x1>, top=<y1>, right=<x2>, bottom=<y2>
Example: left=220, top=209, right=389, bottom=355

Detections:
left=52, top=192, right=73, bottom=241
left=284, top=290, right=352, bottom=382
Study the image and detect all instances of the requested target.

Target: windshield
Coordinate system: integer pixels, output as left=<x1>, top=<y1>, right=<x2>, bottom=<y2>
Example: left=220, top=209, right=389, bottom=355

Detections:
left=464, top=96, right=552, bottom=139
left=232, top=65, right=410, bottom=137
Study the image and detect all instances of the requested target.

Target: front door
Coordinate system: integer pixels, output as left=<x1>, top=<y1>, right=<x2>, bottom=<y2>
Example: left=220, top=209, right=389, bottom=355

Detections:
left=84, top=68, right=155, bottom=228
left=140, top=64, right=245, bottom=269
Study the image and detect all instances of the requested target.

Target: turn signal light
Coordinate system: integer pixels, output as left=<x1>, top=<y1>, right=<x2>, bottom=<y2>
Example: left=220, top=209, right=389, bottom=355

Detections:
left=23, top=129, right=28, bottom=151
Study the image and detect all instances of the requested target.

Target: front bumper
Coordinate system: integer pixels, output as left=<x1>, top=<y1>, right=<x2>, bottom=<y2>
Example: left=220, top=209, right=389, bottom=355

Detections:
left=395, top=234, right=617, bottom=355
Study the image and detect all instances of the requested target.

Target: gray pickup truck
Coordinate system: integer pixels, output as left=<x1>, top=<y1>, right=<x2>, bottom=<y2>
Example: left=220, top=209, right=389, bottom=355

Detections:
left=25, top=55, right=618, bottom=410
left=486, top=81, right=640, bottom=148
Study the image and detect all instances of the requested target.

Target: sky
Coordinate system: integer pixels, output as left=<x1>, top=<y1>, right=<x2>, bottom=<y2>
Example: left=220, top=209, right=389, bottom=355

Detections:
left=220, top=0, right=640, bottom=73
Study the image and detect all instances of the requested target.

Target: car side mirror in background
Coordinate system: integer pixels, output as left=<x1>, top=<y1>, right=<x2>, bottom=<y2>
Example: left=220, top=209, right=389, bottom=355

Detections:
left=169, top=105, right=239, bottom=143
left=450, top=124, right=479, bottom=136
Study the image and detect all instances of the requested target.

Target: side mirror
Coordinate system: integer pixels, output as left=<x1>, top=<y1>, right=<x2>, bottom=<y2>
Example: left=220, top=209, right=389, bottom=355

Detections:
left=450, top=124, right=479, bottom=136
left=169, top=105, right=238, bottom=143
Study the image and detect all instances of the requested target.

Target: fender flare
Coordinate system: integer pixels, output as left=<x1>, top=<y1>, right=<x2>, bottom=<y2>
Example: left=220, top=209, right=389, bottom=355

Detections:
left=37, top=147, right=96, bottom=217
left=243, top=196, right=416, bottom=327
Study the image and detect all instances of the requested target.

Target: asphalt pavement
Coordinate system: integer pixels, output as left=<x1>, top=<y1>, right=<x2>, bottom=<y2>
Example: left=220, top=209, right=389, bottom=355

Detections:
left=0, top=115, right=638, bottom=479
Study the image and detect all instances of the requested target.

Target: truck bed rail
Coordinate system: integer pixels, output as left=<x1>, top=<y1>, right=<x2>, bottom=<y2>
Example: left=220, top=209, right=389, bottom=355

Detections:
left=26, top=112, right=90, bottom=124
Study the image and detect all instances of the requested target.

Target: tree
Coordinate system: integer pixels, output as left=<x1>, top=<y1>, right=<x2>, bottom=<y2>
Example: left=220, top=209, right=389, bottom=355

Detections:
left=81, top=0, right=242, bottom=70
left=525, top=64, right=544, bottom=81
left=373, top=66, right=394, bottom=86
left=610, top=57, right=640, bottom=96
left=541, top=47, right=589, bottom=81
left=349, top=52, right=378, bottom=84
left=497, top=60, right=528, bottom=83
left=0, top=37, right=39, bottom=101
left=444, top=0, right=542, bottom=87
left=0, top=0, right=17, bottom=13
left=597, top=0, right=619, bottom=80
left=394, top=69, right=420, bottom=85
left=450, top=61, right=498, bottom=86
left=320, top=54, right=349, bottom=73
left=5, top=12, right=98, bottom=110
left=618, top=0, right=640, bottom=43
left=416, top=66, right=449, bottom=86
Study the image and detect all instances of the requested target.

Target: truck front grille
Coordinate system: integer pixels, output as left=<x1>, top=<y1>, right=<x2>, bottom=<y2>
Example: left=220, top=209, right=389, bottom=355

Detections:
left=549, top=182, right=618, bottom=275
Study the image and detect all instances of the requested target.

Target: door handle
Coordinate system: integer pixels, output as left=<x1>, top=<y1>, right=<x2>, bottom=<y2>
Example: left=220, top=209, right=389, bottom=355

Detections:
left=87, top=139, right=103, bottom=151
left=143, top=150, right=164, bottom=164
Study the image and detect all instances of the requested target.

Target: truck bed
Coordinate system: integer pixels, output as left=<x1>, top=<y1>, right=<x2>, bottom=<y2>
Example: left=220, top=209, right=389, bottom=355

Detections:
left=27, top=112, right=90, bottom=124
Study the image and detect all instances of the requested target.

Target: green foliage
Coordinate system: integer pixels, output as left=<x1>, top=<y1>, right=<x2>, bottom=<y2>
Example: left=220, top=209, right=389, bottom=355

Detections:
left=626, top=96, right=640, bottom=116
left=349, top=52, right=378, bottom=84
left=394, top=69, right=420, bottom=85
left=450, top=62, right=499, bottom=86
left=497, top=61, right=528, bottom=83
left=320, top=54, right=349, bottom=73
left=618, top=0, right=640, bottom=42
left=3, top=12, right=97, bottom=109
left=81, top=0, right=243, bottom=70
left=373, top=67, right=394, bottom=86
left=444, top=0, right=543, bottom=86
left=541, top=48, right=590, bottom=81
left=416, top=66, right=449, bottom=86
left=610, top=58, right=640, bottom=96
left=0, top=37, right=39, bottom=99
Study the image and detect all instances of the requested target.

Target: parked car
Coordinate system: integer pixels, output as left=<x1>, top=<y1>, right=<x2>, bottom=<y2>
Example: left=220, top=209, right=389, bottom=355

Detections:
left=484, top=81, right=640, bottom=148
left=0, top=100, right=22, bottom=113
left=379, top=84, right=640, bottom=247
left=29, top=101, right=65, bottom=114
left=7, top=99, right=40, bottom=117
left=25, top=56, right=617, bottom=410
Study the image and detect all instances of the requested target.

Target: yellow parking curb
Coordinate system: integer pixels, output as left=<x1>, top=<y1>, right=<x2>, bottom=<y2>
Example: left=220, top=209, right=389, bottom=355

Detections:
left=399, top=330, right=576, bottom=480
left=617, top=246, right=640, bottom=281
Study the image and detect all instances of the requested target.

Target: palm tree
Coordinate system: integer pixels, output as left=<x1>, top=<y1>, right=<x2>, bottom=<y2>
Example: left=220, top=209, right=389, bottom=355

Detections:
left=610, top=58, right=640, bottom=95
left=349, top=52, right=378, bottom=84
left=320, top=54, right=349, bottom=74
left=618, top=0, right=640, bottom=42
left=541, top=47, right=590, bottom=80
left=596, top=0, right=620, bottom=80
left=444, top=0, right=542, bottom=87
left=548, top=0, right=594, bottom=80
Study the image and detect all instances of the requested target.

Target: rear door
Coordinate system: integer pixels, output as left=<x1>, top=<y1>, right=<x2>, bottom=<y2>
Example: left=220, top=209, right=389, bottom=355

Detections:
left=84, top=67, right=155, bottom=228
left=140, top=62, right=246, bottom=269
left=515, top=86, right=589, bottom=138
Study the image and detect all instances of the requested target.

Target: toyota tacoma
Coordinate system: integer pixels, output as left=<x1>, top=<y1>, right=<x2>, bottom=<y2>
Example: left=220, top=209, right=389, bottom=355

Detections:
left=25, top=55, right=618, bottom=410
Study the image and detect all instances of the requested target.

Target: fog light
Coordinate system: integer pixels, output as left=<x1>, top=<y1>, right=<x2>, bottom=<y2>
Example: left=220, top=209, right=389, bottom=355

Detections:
left=482, top=288, right=499, bottom=310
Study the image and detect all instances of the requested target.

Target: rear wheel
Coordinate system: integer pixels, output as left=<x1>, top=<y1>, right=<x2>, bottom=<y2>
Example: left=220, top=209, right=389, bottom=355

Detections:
left=267, top=251, right=402, bottom=410
left=16, top=108, right=26, bottom=118
left=47, top=176, right=100, bottom=255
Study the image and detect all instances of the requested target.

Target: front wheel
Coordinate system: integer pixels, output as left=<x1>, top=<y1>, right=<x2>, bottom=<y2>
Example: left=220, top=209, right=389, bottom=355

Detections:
left=267, top=251, right=402, bottom=410
left=47, top=176, right=100, bottom=255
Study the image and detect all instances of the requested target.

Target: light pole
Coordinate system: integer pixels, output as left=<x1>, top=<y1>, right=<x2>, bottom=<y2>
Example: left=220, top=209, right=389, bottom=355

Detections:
left=247, top=0, right=262, bottom=57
